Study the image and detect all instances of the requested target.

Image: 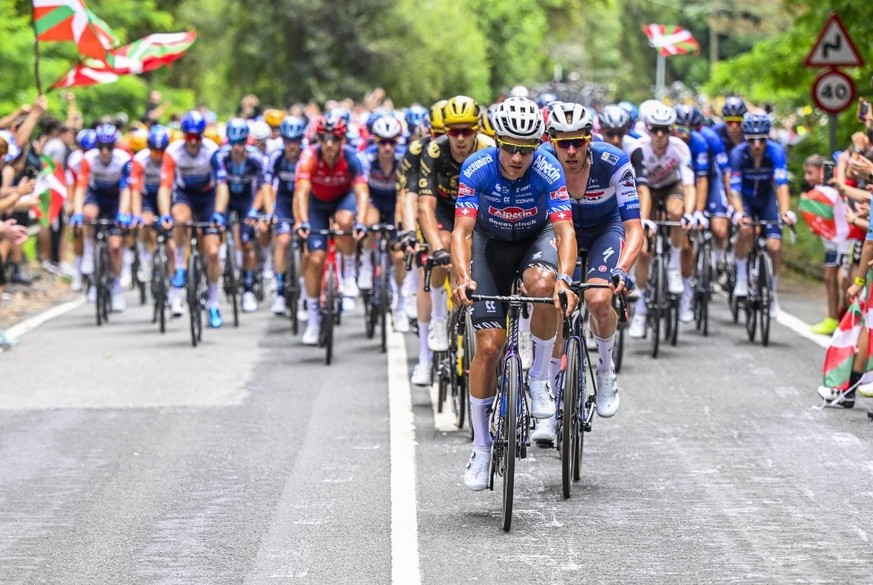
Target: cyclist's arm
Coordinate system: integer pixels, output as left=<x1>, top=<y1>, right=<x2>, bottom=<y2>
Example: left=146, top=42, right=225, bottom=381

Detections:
left=129, top=161, right=143, bottom=217
left=776, top=183, right=791, bottom=217
left=214, top=182, right=229, bottom=215
left=694, top=176, right=707, bottom=213
left=353, top=181, right=369, bottom=225
left=419, top=195, right=442, bottom=251
left=293, top=179, right=311, bottom=224
left=772, top=144, right=791, bottom=217
left=552, top=218, right=577, bottom=280
left=620, top=218, right=644, bottom=271
left=74, top=158, right=90, bottom=215
left=451, top=215, right=475, bottom=285
left=118, top=161, right=132, bottom=215
left=678, top=149, right=696, bottom=215
left=728, top=147, right=745, bottom=215
left=157, top=155, right=175, bottom=217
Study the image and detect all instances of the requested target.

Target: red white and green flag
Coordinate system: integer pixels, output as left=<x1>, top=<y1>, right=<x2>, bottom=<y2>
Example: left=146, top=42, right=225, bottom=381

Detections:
left=51, top=31, right=198, bottom=89
left=33, top=0, right=119, bottom=63
left=800, top=185, right=867, bottom=242
left=31, top=156, right=67, bottom=227
left=822, top=277, right=873, bottom=391
left=641, top=24, right=700, bottom=57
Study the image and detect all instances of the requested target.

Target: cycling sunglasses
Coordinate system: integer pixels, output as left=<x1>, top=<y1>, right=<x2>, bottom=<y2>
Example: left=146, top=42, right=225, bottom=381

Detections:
left=674, top=125, right=694, bottom=135
left=648, top=125, right=673, bottom=135
left=377, top=138, right=398, bottom=146
left=746, top=135, right=767, bottom=144
left=604, top=131, right=624, bottom=138
left=497, top=138, right=539, bottom=156
left=552, top=135, right=592, bottom=150
left=446, top=127, right=478, bottom=138
left=282, top=136, right=304, bottom=144
left=318, top=133, right=343, bottom=143
left=184, top=132, right=202, bottom=142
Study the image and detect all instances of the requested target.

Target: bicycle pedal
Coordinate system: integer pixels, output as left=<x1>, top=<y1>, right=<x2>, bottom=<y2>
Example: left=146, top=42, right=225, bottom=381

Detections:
left=534, top=439, right=555, bottom=449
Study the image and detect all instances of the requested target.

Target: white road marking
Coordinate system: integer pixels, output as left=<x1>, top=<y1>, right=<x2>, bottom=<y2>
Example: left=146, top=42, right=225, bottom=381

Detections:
left=5, top=296, right=86, bottom=340
left=386, top=325, right=422, bottom=585
left=776, top=311, right=830, bottom=349
left=428, top=377, right=460, bottom=432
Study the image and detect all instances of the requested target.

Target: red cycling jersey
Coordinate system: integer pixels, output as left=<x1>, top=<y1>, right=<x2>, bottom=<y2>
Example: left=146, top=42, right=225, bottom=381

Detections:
left=294, top=144, right=366, bottom=203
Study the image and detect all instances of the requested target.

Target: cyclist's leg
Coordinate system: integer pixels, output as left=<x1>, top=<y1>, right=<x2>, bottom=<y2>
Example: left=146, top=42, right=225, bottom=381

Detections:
left=732, top=198, right=756, bottom=295
left=584, top=227, right=624, bottom=367
left=273, top=197, right=294, bottom=305
left=707, top=174, right=730, bottom=264
left=759, top=196, right=783, bottom=309
left=428, top=205, right=454, bottom=351
left=302, top=195, right=334, bottom=337
left=332, top=191, right=358, bottom=296
left=358, top=202, right=380, bottom=289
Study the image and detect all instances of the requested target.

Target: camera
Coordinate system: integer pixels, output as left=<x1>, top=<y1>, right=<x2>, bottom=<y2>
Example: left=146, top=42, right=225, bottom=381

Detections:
left=858, top=97, right=870, bottom=123
left=823, top=160, right=834, bottom=184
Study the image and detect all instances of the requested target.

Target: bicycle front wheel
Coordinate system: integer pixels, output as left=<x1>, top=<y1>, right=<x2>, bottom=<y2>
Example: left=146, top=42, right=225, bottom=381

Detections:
left=649, top=256, right=662, bottom=358
left=286, top=243, right=300, bottom=335
left=188, top=252, right=202, bottom=347
left=561, top=336, right=581, bottom=499
left=153, top=246, right=168, bottom=333
left=759, top=252, right=773, bottom=347
left=500, top=355, right=521, bottom=532
left=379, top=251, right=390, bottom=353
left=322, top=264, right=336, bottom=365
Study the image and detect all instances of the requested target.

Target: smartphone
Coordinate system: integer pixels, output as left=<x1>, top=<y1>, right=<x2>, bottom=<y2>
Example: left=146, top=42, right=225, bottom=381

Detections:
left=823, top=160, right=835, bottom=183
left=858, top=97, right=870, bottom=123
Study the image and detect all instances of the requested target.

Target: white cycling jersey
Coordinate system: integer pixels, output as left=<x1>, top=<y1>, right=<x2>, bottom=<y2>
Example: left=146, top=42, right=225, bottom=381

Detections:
left=633, top=136, right=694, bottom=190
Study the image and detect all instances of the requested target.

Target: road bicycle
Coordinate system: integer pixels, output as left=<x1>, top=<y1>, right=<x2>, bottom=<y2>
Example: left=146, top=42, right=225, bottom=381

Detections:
left=148, top=224, right=170, bottom=333
left=90, top=219, right=117, bottom=327
left=643, top=217, right=683, bottom=357
left=692, top=228, right=714, bottom=337
left=182, top=222, right=213, bottom=347
left=311, top=228, right=350, bottom=365
left=362, top=223, right=396, bottom=353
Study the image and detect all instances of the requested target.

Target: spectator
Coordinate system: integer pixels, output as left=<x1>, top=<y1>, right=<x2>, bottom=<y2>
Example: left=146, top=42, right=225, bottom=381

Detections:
left=0, top=218, right=29, bottom=350
left=142, top=90, right=170, bottom=125
left=237, top=94, right=261, bottom=120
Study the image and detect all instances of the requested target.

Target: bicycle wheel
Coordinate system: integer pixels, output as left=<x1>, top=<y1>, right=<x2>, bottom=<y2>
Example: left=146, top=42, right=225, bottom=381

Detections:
left=501, top=355, right=521, bottom=532
left=435, top=351, right=447, bottom=412
left=561, top=336, right=581, bottom=499
left=759, top=252, right=773, bottom=347
left=94, top=239, right=105, bottom=326
left=463, top=310, right=476, bottom=440
left=669, top=296, right=679, bottom=346
left=224, top=235, right=240, bottom=328
left=100, top=240, right=112, bottom=324
left=153, top=244, right=168, bottom=333
left=322, top=264, right=336, bottom=365
left=132, top=243, right=147, bottom=305
left=286, top=242, right=300, bottom=335
left=648, top=256, right=661, bottom=358
left=379, top=251, right=390, bottom=353
left=364, top=289, right=376, bottom=339
left=188, top=252, right=202, bottom=347
left=452, top=314, right=467, bottom=429
left=614, top=323, right=625, bottom=373
left=745, top=268, right=757, bottom=342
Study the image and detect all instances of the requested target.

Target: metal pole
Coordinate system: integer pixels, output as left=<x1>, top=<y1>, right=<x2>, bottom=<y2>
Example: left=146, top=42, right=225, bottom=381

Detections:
left=656, top=53, right=665, bottom=99
left=31, top=4, right=43, bottom=94
left=828, top=114, right=837, bottom=155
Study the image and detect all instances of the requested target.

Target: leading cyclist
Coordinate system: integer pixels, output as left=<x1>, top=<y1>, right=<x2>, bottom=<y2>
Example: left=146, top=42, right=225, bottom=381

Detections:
left=450, top=96, right=578, bottom=491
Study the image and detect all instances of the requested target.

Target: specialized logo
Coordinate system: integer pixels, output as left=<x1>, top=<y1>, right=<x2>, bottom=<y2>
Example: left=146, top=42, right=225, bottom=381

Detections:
left=532, top=156, right=561, bottom=183
left=603, top=247, right=615, bottom=262
left=550, top=185, right=570, bottom=201
left=488, top=206, right=536, bottom=222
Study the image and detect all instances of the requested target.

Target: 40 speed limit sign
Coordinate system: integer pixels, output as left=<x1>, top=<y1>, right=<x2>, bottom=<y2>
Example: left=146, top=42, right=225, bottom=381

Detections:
left=812, top=69, right=855, bottom=114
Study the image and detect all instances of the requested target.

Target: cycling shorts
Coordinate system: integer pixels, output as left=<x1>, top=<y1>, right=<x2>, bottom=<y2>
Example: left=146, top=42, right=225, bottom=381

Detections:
left=706, top=179, right=729, bottom=218
left=227, top=200, right=256, bottom=244
left=469, top=225, right=557, bottom=331
left=274, top=197, right=294, bottom=236
left=308, top=190, right=356, bottom=251
left=84, top=191, right=120, bottom=218
left=741, top=196, right=781, bottom=240
left=648, top=182, right=684, bottom=219
left=172, top=189, right=219, bottom=236
left=370, top=198, right=396, bottom=227
left=575, top=222, right=625, bottom=282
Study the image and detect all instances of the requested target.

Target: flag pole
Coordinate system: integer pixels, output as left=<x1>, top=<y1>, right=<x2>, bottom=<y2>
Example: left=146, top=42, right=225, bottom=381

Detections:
left=655, top=53, right=665, bottom=100
left=31, top=3, right=43, bottom=94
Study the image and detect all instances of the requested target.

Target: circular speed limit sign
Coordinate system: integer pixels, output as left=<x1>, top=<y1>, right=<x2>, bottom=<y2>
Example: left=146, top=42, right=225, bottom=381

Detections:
left=812, top=69, right=855, bottom=114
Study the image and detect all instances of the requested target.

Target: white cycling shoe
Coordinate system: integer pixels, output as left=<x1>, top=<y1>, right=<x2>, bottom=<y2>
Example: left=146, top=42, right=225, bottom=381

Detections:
left=528, top=377, right=556, bottom=419
left=531, top=416, right=558, bottom=446
left=595, top=362, right=620, bottom=418
left=667, top=269, right=684, bottom=295
left=628, top=313, right=646, bottom=338
left=428, top=318, right=449, bottom=352
left=242, top=291, right=258, bottom=313
left=271, top=294, right=286, bottom=316
left=302, top=320, right=320, bottom=346
left=464, top=448, right=491, bottom=491
left=411, top=360, right=432, bottom=386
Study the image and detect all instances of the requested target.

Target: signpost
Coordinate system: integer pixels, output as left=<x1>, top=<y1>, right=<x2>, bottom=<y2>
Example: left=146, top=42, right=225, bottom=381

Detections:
left=804, top=12, right=864, bottom=154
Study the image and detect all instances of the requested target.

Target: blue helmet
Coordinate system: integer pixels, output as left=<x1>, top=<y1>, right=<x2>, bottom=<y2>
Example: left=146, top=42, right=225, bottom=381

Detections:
left=366, top=112, right=384, bottom=134
left=741, top=113, right=770, bottom=136
left=77, top=129, right=97, bottom=150
left=95, top=123, right=119, bottom=146
left=535, top=93, right=558, bottom=108
left=618, top=101, right=639, bottom=125
left=279, top=116, right=307, bottom=141
left=332, top=108, right=352, bottom=125
left=674, top=105, right=703, bottom=128
left=404, top=105, right=428, bottom=131
left=180, top=110, right=207, bottom=135
left=147, top=125, right=171, bottom=150
left=722, top=96, right=747, bottom=118
left=226, top=118, right=250, bottom=144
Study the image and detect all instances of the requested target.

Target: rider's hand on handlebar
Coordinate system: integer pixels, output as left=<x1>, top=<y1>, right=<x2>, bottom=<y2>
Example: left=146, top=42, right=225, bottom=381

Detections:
left=609, top=267, right=635, bottom=295
left=70, top=213, right=84, bottom=228
left=781, top=210, right=797, bottom=226
left=211, top=211, right=227, bottom=229
left=680, top=213, right=694, bottom=230
left=295, top=221, right=311, bottom=239
left=692, top=210, right=709, bottom=230
left=641, top=219, right=657, bottom=235
left=353, top=222, right=368, bottom=241
left=555, top=280, right=578, bottom=316
left=159, top=214, right=174, bottom=230
left=452, top=280, right=476, bottom=307
left=431, top=248, right=451, bottom=266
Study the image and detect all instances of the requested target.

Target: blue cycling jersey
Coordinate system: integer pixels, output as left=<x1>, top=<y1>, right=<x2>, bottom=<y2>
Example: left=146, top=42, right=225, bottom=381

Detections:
left=216, top=145, right=266, bottom=201
left=265, top=149, right=298, bottom=202
left=729, top=140, right=789, bottom=200
left=456, top=147, right=571, bottom=241
left=686, top=131, right=710, bottom=177
left=358, top=144, right=401, bottom=208
left=557, top=142, right=641, bottom=231
left=699, top=126, right=730, bottom=179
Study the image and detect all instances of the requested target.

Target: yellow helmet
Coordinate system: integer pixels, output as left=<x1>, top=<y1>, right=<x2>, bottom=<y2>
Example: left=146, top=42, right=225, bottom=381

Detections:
left=263, top=108, right=284, bottom=129
left=203, top=126, right=223, bottom=145
left=170, top=129, right=184, bottom=143
left=479, top=109, right=495, bottom=139
left=429, top=99, right=448, bottom=135
left=442, top=95, right=480, bottom=127
left=127, top=128, right=147, bottom=153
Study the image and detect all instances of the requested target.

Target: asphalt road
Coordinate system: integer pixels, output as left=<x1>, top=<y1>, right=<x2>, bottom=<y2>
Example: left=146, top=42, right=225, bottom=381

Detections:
left=1, top=278, right=872, bottom=585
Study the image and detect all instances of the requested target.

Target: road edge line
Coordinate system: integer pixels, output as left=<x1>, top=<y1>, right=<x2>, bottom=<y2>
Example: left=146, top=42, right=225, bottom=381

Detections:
left=5, top=295, right=86, bottom=340
left=387, top=324, right=422, bottom=585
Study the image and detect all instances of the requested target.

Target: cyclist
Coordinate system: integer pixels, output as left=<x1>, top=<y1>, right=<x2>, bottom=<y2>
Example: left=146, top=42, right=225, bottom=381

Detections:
left=66, top=129, right=96, bottom=293
left=418, top=95, right=495, bottom=357
left=627, top=103, right=697, bottom=337
left=265, top=115, right=307, bottom=316
left=672, top=105, right=711, bottom=234
left=262, top=108, right=286, bottom=153
left=215, top=118, right=270, bottom=313
left=157, top=110, right=224, bottom=327
left=729, top=113, right=795, bottom=317
left=618, top=101, right=642, bottom=139
left=530, top=101, right=643, bottom=444
left=357, top=115, right=408, bottom=322
left=451, top=96, right=578, bottom=491
left=399, top=100, right=447, bottom=383
left=69, top=123, right=132, bottom=312
left=598, top=104, right=638, bottom=155
left=714, top=96, right=747, bottom=155
left=294, top=112, right=370, bottom=345
left=129, top=125, right=171, bottom=283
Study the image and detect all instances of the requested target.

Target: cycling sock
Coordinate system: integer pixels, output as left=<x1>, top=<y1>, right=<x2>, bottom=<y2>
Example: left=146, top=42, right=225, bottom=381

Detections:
left=530, top=334, right=556, bottom=380
left=392, top=280, right=404, bottom=313
left=430, top=287, right=447, bottom=321
left=550, top=358, right=562, bottom=386
left=594, top=333, right=616, bottom=373
left=683, top=277, right=693, bottom=296
left=669, top=246, right=681, bottom=270
left=736, top=258, right=748, bottom=283
left=113, top=279, right=122, bottom=294
left=243, top=271, right=254, bottom=293
left=343, top=254, right=356, bottom=280
left=84, top=238, right=95, bottom=258
left=403, top=268, right=418, bottom=295
left=359, top=252, right=373, bottom=273
left=275, top=272, right=285, bottom=291
left=307, top=295, right=319, bottom=322
left=75, top=254, right=82, bottom=271
left=208, top=283, right=219, bottom=308
left=174, top=246, right=185, bottom=268
left=771, top=275, right=779, bottom=294
left=470, top=396, right=494, bottom=450
left=418, top=321, right=431, bottom=364
left=520, top=310, right=531, bottom=333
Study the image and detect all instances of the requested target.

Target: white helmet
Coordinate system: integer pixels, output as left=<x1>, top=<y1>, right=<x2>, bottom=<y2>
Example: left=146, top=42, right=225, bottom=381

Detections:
left=250, top=120, right=272, bottom=141
left=492, top=97, right=544, bottom=140
left=372, top=116, right=402, bottom=140
left=509, top=85, right=530, bottom=98
left=598, top=104, right=630, bottom=132
left=638, top=99, right=663, bottom=125
left=644, top=103, right=677, bottom=127
left=546, top=101, right=593, bottom=136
